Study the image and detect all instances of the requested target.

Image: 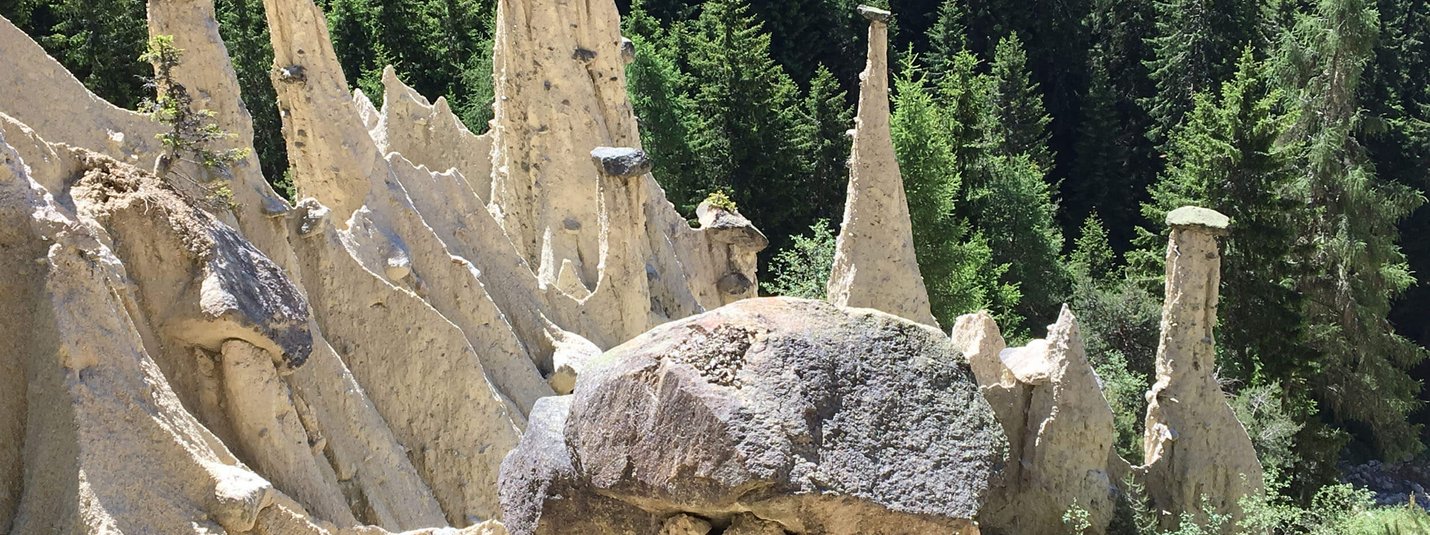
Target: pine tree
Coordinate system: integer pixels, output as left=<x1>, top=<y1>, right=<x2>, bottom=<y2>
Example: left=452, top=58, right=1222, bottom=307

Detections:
left=1277, top=0, right=1427, bottom=462
left=765, top=219, right=838, bottom=299
left=793, top=65, right=853, bottom=225
left=989, top=33, right=1054, bottom=171
left=434, top=0, right=496, bottom=130
left=1144, top=0, right=1262, bottom=144
left=323, top=0, right=386, bottom=93
left=1074, top=0, right=1158, bottom=250
left=934, top=48, right=1068, bottom=329
left=1071, top=59, right=1133, bottom=241
left=24, top=0, right=150, bottom=109
left=934, top=50, right=998, bottom=193
left=966, top=153, right=1069, bottom=327
left=683, top=0, right=811, bottom=252
left=1362, top=0, right=1430, bottom=349
left=745, top=0, right=860, bottom=85
left=453, top=30, right=495, bottom=132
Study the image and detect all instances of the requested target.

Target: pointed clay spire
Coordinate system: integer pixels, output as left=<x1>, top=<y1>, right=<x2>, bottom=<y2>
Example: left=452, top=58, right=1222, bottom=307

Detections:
left=826, top=6, right=938, bottom=327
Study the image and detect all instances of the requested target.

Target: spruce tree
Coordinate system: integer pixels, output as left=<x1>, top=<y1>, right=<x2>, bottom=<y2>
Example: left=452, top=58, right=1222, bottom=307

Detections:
left=891, top=58, right=1015, bottom=325
left=624, top=1, right=702, bottom=213
left=925, top=0, right=967, bottom=77
left=1363, top=0, right=1430, bottom=348
left=1074, top=0, right=1158, bottom=249
left=23, top=0, right=150, bottom=109
left=966, top=153, right=1069, bottom=327
left=1071, top=59, right=1133, bottom=241
left=745, top=0, right=860, bottom=85
left=435, top=0, right=496, bottom=130
left=1144, top=0, right=1262, bottom=144
left=323, top=0, right=386, bottom=93
left=793, top=65, right=853, bottom=225
left=934, top=50, right=998, bottom=192
left=1278, top=0, right=1427, bottom=462
left=765, top=219, right=838, bottom=299
left=217, top=0, right=290, bottom=195
left=935, top=48, right=1068, bottom=329
left=683, top=0, right=811, bottom=253
left=989, top=33, right=1054, bottom=171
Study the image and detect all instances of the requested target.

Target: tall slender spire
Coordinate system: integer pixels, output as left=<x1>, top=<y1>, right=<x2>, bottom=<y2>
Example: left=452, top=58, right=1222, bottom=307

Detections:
left=826, top=5, right=938, bottom=327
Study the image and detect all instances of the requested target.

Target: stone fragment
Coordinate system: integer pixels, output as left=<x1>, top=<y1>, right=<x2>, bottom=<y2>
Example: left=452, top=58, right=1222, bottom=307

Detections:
left=1143, top=207, right=1262, bottom=532
left=1165, top=206, right=1231, bottom=232
left=621, top=37, right=637, bottom=63
left=725, top=514, right=788, bottom=535
left=545, top=328, right=602, bottom=395
left=297, top=200, right=331, bottom=237
left=660, top=515, right=712, bottom=535
left=591, top=147, right=653, bottom=178
left=826, top=9, right=937, bottom=327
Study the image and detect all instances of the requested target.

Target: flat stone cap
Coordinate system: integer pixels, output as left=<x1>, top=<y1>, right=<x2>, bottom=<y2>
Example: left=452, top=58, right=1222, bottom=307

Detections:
left=590, top=147, right=653, bottom=178
left=858, top=5, right=891, bottom=22
left=1166, top=206, right=1231, bottom=231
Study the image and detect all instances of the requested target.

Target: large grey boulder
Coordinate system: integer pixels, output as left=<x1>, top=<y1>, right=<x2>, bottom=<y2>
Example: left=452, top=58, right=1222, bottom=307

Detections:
left=500, top=298, right=1005, bottom=534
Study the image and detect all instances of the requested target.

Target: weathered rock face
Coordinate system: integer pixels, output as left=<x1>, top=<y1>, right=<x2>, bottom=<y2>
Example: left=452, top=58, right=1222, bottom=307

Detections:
left=952, top=308, right=1128, bottom=535
left=0, top=0, right=766, bottom=531
left=501, top=298, right=1005, bottom=535
left=826, top=7, right=937, bottom=327
left=1143, top=207, right=1263, bottom=531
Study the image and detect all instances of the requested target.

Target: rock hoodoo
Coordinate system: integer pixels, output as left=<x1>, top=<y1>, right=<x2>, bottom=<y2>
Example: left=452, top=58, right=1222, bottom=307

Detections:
left=500, top=298, right=1005, bottom=535
left=950, top=206, right=1265, bottom=535
left=1143, top=207, right=1263, bottom=531
left=826, top=5, right=938, bottom=327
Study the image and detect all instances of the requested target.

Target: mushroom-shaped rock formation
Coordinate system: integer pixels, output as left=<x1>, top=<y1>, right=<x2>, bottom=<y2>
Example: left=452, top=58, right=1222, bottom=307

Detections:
left=1143, top=207, right=1263, bottom=531
left=826, top=6, right=937, bottom=327
left=500, top=298, right=1004, bottom=535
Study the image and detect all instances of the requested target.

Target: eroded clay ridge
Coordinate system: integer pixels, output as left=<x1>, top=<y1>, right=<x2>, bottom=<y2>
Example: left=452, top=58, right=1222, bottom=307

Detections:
left=0, top=0, right=762, bottom=531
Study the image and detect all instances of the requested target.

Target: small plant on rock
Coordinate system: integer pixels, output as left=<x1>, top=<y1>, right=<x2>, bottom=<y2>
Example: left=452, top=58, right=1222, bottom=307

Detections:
left=140, top=35, right=249, bottom=209
left=703, top=190, right=738, bottom=212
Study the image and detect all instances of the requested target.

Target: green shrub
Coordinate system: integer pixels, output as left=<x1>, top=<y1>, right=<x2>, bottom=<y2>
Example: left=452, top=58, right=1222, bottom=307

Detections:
left=764, top=219, right=836, bottom=299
